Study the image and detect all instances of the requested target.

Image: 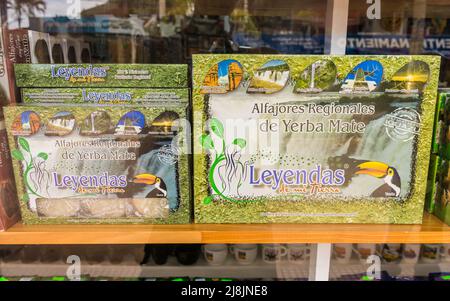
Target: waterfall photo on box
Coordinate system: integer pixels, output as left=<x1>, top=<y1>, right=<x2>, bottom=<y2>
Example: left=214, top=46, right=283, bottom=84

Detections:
left=4, top=104, right=190, bottom=224
left=193, top=54, right=441, bottom=224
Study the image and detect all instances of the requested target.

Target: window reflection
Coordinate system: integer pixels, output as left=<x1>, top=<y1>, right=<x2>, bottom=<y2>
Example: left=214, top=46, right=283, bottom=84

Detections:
left=347, top=0, right=450, bottom=86
left=2, top=0, right=327, bottom=64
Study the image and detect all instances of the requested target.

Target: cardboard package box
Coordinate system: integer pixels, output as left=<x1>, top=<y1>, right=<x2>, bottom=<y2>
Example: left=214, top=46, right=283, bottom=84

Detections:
left=193, top=54, right=440, bottom=224
left=4, top=102, right=190, bottom=225
left=0, top=108, right=20, bottom=230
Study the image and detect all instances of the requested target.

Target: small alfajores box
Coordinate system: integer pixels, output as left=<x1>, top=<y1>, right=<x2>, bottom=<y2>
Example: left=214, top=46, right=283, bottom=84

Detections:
left=4, top=102, right=190, bottom=224
left=14, top=64, right=188, bottom=88
left=21, top=88, right=188, bottom=105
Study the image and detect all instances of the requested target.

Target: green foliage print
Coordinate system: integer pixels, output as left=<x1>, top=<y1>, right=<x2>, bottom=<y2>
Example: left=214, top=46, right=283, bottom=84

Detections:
left=12, top=137, right=48, bottom=201
left=200, top=118, right=247, bottom=204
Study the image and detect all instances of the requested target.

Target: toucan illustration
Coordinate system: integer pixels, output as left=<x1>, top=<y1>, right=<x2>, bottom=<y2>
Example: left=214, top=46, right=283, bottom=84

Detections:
left=355, top=161, right=401, bottom=197
left=133, top=174, right=167, bottom=198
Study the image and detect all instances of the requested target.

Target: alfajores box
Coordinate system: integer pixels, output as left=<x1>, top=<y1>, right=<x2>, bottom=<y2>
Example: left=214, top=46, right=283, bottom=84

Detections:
left=21, top=88, right=188, bottom=104
left=14, top=64, right=188, bottom=88
left=193, top=54, right=440, bottom=224
left=4, top=103, right=190, bottom=224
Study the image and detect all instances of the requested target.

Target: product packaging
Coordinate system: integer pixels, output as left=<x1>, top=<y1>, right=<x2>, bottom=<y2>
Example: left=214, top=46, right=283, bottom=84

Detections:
left=434, top=159, right=450, bottom=225
left=193, top=54, right=440, bottom=224
left=3, top=29, right=52, bottom=103
left=0, top=20, right=11, bottom=105
left=0, top=23, right=21, bottom=230
left=426, top=90, right=450, bottom=225
left=4, top=103, right=190, bottom=224
left=0, top=108, right=20, bottom=230
left=21, top=88, right=188, bottom=104
left=431, top=92, right=446, bottom=155
left=14, top=64, right=188, bottom=88
left=425, top=154, right=440, bottom=213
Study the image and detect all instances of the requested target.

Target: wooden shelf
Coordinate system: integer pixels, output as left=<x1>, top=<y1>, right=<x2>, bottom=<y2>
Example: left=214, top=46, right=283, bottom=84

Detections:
left=0, top=213, right=449, bottom=245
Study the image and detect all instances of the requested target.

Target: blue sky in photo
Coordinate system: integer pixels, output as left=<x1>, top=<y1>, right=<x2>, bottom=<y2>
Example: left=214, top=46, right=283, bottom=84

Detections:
left=21, top=111, right=32, bottom=124
left=218, top=59, right=241, bottom=77
left=261, top=60, right=287, bottom=68
left=345, top=60, right=383, bottom=83
left=117, top=111, right=145, bottom=128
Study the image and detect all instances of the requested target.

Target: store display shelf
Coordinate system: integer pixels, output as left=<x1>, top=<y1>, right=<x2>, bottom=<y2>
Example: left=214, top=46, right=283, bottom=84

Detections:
left=0, top=258, right=309, bottom=279
left=0, top=213, right=449, bottom=245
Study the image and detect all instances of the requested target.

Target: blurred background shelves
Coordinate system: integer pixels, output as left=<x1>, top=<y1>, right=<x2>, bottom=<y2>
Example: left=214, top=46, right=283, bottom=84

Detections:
left=0, top=258, right=309, bottom=280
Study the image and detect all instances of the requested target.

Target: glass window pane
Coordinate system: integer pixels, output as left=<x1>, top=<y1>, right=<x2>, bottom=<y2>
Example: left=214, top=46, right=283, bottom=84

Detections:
left=347, top=0, right=450, bottom=86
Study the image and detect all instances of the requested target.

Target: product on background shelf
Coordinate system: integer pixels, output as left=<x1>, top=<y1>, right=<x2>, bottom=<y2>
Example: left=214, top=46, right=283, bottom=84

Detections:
left=262, top=244, right=287, bottom=264
left=425, top=154, right=440, bottom=213
left=431, top=90, right=450, bottom=226
left=421, top=244, right=441, bottom=263
left=230, top=244, right=258, bottom=265
left=431, top=92, right=446, bottom=155
left=202, top=244, right=228, bottom=266
left=381, top=243, right=402, bottom=263
left=14, top=64, right=188, bottom=88
left=354, top=244, right=376, bottom=264
left=150, top=244, right=173, bottom=265
left=4, top=103, right=190, bottom=224
left=401, top=244, right=421, bottom=264
left=3, top=30, right=52, bottom=103
left=193, top=54, right=440, bottom=224
left=287, top=244, right=310, bottom=264
left=174, top=245, right=201, bottom=266
left=21, top=88, right=189, bottom=105
left=6, top=30, right=51, bottom=64
left=333, top=244, right=352, bottom=264
left=440, top=244, right=450, bottom=262
left=0, top=108, right=20, bottom=231
left=0, top=15, right=10, bottom=106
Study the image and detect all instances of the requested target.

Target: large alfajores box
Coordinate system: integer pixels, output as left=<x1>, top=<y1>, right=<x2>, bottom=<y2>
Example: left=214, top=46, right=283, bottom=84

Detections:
left=14, top=64, right=188, bottom=88
left=193, top=54, right=440, bottom=224
left=4, top=103, right=190, bottom=224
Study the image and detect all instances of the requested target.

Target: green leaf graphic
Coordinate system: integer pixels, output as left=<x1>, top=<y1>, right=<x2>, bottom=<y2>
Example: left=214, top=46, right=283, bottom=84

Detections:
left=200, top=134, right=214, bottom=150
left=21, top=194, right=29, bottom=203
left=37, top=152, right=48, bottom=160
left=203, top=195, right=213, bottom=205
left=210, top=118, right=224, bottom=138
left=232, top=138, right=247, bottom=148
left=18, top=137, right=30, bottom=152
left=11, top=149, right=24, bottom=161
